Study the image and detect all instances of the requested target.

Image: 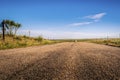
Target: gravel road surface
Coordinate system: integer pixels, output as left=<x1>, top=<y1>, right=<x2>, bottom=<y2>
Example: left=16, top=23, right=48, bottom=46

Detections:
left=0, top=42, right=120, bottom=80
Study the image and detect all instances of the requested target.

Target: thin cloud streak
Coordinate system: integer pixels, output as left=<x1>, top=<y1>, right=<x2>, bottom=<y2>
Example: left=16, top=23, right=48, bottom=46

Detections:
left=69, top=22, right=93, bottom=26
left=84, top=12, right=106, bottom=22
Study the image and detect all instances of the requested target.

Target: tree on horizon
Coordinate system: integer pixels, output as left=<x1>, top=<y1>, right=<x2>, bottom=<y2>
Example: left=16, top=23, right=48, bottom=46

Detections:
left=0, top=19, right=21, bottom=41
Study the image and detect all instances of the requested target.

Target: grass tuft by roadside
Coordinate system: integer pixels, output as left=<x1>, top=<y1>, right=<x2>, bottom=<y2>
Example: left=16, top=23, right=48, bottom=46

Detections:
left=0, top=35, right=59, bottom=50
left=87, top=38, right=120, bottom=47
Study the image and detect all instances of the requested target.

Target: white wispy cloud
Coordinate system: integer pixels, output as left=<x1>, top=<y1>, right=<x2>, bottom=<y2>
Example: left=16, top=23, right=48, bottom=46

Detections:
left=69, top=22, right=93, bottom=26
left=69, top=12, right=106, bottom=27
left=84, top=12, right=106, bottom=22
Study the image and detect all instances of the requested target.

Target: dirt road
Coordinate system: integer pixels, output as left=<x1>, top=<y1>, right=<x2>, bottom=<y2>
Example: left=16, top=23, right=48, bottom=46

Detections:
left=0, top=42, right=120, bottom=80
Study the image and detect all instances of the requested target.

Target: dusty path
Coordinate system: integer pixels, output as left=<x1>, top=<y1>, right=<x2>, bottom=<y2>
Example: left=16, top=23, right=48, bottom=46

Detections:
left=0, top=42, right=120, bottom=80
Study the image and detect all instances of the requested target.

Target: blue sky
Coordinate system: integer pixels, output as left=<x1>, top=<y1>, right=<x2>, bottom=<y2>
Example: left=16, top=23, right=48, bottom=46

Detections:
left=0, top=0, right=120, bottom=39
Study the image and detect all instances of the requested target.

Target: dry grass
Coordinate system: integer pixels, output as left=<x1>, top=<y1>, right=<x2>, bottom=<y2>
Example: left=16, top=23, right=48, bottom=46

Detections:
left=0, top=35, right=57, bottom=50
left=84, top=38, right=120, bottom=47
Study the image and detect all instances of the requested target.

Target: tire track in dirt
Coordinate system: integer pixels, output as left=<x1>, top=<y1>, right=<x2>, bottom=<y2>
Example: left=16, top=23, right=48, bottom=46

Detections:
left=8, top=43, right=75, bottom=80
left=0, top=43, right=72, bottom=80
left=75, top=43, right=120, bottom=80
left=52, top=43, right=79, bottom=80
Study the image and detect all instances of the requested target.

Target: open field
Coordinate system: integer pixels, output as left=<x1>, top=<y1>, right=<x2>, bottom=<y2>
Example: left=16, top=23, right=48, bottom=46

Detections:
left=0, top=34, right=119, bottom=50
left=0, top=42, right=120, bottom=80
left=53, top=38, right=120, bottom=47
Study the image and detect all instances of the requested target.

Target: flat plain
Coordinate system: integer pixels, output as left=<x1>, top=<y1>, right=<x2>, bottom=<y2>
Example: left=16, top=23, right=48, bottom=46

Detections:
left=0, top=42, right=120, bottom=80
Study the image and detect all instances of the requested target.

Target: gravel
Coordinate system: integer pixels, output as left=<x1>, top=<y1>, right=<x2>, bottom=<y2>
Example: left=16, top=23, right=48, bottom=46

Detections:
left=0, top=42, right=120, bottom=80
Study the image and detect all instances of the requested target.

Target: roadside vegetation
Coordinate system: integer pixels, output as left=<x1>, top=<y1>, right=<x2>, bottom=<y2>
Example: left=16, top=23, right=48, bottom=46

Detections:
left=0, top=35, right=58, bottom=50
left=0, top=19, right=58, bottom=50
left=86, top=38, right=120, bottom=47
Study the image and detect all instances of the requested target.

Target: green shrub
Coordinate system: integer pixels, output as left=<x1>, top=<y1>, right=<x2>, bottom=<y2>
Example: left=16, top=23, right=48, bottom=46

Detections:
left=0, top=42, right=15, bottom=49
left=35, top=36, right=43, bottom=42
left=23, top=35, right=29, bottom=39
left=18, top=43, right=27, bottom=47
left=13, top=36, right=22, bottom=40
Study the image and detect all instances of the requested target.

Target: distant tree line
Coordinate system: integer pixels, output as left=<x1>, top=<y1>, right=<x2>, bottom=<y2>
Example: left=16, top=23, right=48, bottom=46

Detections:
left=0, top=19, right=21, bottom=41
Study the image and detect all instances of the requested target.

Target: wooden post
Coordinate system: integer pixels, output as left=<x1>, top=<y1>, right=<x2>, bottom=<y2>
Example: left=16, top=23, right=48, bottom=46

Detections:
left=119, top=34, right=120, bottom=38
left=28, top=30, right=30, bottom=37
left=2, top=20, right=5, bottom=41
